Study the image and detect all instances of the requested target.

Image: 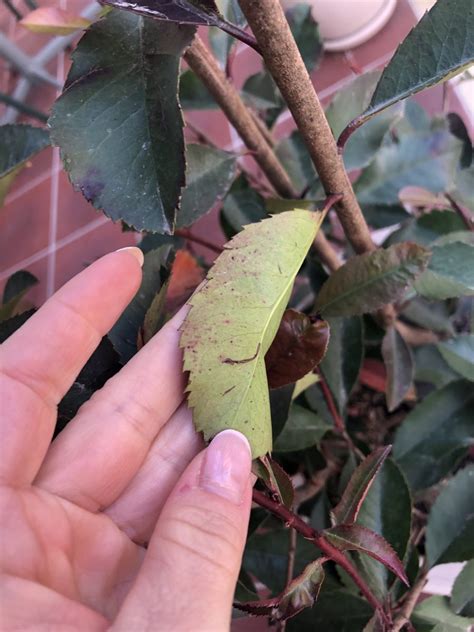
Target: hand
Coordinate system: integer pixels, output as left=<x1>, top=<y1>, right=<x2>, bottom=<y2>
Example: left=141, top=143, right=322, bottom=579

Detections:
left=0, top=248, right=253, bottom=631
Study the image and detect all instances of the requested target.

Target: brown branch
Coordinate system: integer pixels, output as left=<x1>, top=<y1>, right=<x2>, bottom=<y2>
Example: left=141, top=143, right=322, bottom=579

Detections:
left=391, top=572, right=428, bottom=632
left=175, top=228, right=223, bottom=254
left=252, top=488, right=389, bottom=624
left=238, top=0, right=375, bottom=256
left=184, top=36, right=297, bottom=200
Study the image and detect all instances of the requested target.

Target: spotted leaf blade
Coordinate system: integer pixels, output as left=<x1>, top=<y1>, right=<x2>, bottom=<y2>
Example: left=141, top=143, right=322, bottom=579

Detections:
left=181, top=210, right=325, bottom=458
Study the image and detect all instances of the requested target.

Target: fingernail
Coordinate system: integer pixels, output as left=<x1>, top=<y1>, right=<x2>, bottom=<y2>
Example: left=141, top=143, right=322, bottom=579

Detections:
left=116, top=246, right=144, bottom=267
left=199, top=430, right=252, bottom=505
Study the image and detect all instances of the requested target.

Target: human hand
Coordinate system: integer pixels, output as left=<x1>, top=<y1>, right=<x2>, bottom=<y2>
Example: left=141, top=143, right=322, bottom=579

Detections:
left=0, top=248, right=253, bottom=631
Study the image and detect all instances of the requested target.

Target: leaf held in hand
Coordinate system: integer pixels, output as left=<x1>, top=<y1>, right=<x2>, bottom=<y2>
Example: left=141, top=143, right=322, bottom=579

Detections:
left=181, top=210, right=325, bottom=458
left=314, top=243, right=430, bottom=317
left=331, top=446, right=392, bottom=526
left=324, top=524, right=408, bottom=585
left=265, top=309, right=329, bottom=389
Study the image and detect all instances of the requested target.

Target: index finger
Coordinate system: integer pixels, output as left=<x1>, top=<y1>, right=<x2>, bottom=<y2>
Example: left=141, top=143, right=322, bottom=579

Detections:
left=0, top=247, right=143, bottom=485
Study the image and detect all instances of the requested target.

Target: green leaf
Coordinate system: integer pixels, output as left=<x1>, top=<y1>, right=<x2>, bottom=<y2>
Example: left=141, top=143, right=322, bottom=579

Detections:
left=285, top=3, right=322, bottom=73
left=354, top=120, right=464, bottom=206
left=0, top=124, right=50, bottom=205
left=414, top=242, right=474, bottom=300
left=276, top=130, right=317, bottom=193
left=270, top=384, right=294, bottom=440
left=413, top=595, right=474, bottom=632
left=414, top=344, right=461, bottom=388
left=437, top=335, right=474, bottom=381
left=387, top=210, right=466, bottom=247
left=361, top=203, right=410, bottom=229
left=254, top=455, right=295, bottom=509
left=394, top=381, right=474, bottom=490
left=0, top=309, right=35, bottom=344
left=344, top=0, right=474, bottom=134
left=381, top=326, right=414, bottom=412
left=273, top=404, right=330, bottom=453
left=0, top=270, right=38, bottom=322
left=319, top=316, right=364, bottom=414
left=314, top=243, right=430, bottom=317
left=177, top=144, right=237, bottom=228
left=401, top=296, right=455, bottom=337
left=179, top=69, right=217, bottom=110
left=242, top=72, right=283, bottom=111
left=181, top=210, right=325, bottom=458
left=49, top=11, right=195, bottom=233
left=426, top=465, right=474, bottom=567
left=265, top=309, right=329, bottom=389
left=209, top=0, right=245, bottom=66
left=331, top=446, right=392, bottom=526
left=326, top=71, right=402, bottom=171
left=451, top=560, right=474, bottom=617
left=220, top=174, right=266, bottom=238
left=352, top=459, right=412, bottom=599
left=109, top=245, right=173, bottom=363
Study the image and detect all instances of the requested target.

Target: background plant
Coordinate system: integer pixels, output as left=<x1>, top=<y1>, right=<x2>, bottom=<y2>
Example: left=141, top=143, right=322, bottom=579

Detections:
left=1, top=0, right=473, bottom=629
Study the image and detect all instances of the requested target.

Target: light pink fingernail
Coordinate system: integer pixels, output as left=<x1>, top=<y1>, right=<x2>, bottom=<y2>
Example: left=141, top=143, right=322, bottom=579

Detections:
left=199, top=430, right=252, bottom=505
left=116, top=246, right=144, bottom=267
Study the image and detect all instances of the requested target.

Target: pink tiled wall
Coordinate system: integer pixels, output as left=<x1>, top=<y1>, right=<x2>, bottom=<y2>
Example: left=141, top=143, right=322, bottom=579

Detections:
left=0, top=0, right=470, bottom=308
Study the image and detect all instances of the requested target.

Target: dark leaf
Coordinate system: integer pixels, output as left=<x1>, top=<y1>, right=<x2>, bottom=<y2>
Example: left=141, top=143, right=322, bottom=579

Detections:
left=209, top=0, right=246, bottom=66
left=286, top=589, right=372, bottom=632
left=220, top=173, right=266, bottom=239
left=381, top=326, right=414, bottom=411
left=243, top=527, right=316, bottom=595
left=270, top=383, right=294, bottom=440
left=326, top=71, right=401, bottom=172
left=242, top=71, right=283, bottom=111
left=393, top=380, right=474, bottom=490
left=319, top=316, right=364, bottom=414
left=426, top=465, right=474, bottom=567
left=0, top=309, right=35, bottom=343
left=451, top=559, right=474, bottom=617
left=265, top=309, right=329, bottom=389
left=276, top=130, right=317, bottom=193
left=314, top=243, right=430, bottom=317
left=437, top=335, right=474, bottom=382
left=285, top=3, right=322, bottom=73
left=401, top=296, right=455, bottom=337
left=447, top=112, right=473, bottom=169
left=140, top=283, right=168, bottom=345
left=412, top=595, right=473, bottom=632
left=236, top=558, right=325, bottom=622
left=177, top=144, right=237, bottom=227
left=179, top=69, right=217, bottom=109
left=414, top=344, right=461, bottom=389
left=234, top=568, right=258, bottom=603
left=361, top=203, right=410, bottom=229
left=386, top=210, right=466, bottom=247
left=324, top=524, right=408, bottom=585
left=255, top=455, right=295, bottom=510
left=101, top=0, right=256, bottom=49
left=109, top=245, right=174, bottom=362
left=50, top=11, right=195, bottom=233
left=414, top=242, right=474, bottom=300
left=331, top=446, right=391, bottom=526
left=0, top=123, right=49, bottom=189
left=0, top=270, right=38, bottom=321
left=342, top=0, right=474, bottom=135
left=353, top=459, right=412, bottom=599
left=138, top=232, right=184, bottom=254
left=273, top=404, right=330, bottom=453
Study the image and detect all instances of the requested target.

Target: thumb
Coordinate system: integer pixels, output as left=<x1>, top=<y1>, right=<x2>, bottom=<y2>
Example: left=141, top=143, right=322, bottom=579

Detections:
left=114, top=430, right=253, bottom=631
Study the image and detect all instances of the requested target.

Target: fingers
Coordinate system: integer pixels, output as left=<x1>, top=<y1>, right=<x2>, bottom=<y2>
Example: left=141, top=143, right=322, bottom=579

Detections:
left=113, top=431, right=253, bottom=632
left=0, top=248, right=143, bottom=485
left=36, top=306, right=189, bottom=511
left=105, top=403, right=203, bottom=545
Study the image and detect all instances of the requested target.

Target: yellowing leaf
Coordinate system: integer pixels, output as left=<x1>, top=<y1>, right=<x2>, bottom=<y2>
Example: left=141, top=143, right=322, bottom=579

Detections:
left=20, top=7, right=91, bottom=35
left=181, top=210, right=324, bottom=458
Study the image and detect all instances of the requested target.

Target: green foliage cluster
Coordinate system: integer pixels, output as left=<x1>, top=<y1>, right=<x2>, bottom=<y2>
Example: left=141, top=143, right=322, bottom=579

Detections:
left=1, top=0, right=473, bottom=628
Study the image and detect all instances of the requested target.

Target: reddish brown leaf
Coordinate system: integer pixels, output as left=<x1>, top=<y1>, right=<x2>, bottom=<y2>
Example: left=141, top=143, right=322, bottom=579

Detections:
left=265, top=309, right=330, bottom=389
left=331, top=446, right=391, bottom=526
left=324, top=524, right=409, bottom=585
left=236, top=558, right=325, bottom=622
left=254, top=455, right=295, bottom=510
left=166, top=249, right=204, bottom=314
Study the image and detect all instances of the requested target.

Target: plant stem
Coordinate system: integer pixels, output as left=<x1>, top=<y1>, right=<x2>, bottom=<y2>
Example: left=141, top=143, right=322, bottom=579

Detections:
left=184, top=36, right=297, bottom=200
left=315, top=367, right=344, bottom=433
left=175, top=228, right=223, bottom=254
left=238, top=0, right=375, bottom=256
left=252, top=488, right=388, bottom=623
left=184, top=35, right=341, bottom=273
left=392, top=572, right=427, bottom=632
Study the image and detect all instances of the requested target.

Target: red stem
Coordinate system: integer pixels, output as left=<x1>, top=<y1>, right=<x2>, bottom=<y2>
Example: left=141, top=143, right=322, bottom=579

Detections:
left=253, top=489, right=388, bottom=624
left=315, top=367, right=345, bottom=433
left=175, top=229, right=224, bottom=254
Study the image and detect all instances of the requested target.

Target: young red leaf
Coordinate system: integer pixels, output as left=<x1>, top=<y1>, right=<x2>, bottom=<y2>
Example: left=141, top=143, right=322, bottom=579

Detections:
left=324, top=524, right=409, bottom=586
left=166, top=250, right=205, bottom=315
left=236, top=558, right=325, bottom=622
left=265, top=309, right=330, bottom=389
left=331, top=446, right=392, bottom=526
left=254, top=455, right=295, bottom=509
